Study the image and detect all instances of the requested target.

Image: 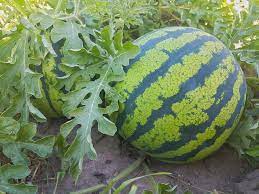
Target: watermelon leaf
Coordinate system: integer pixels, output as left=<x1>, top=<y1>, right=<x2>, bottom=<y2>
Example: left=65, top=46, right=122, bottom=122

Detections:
left=0, top=164, right=37, bottom=194
left=0, top=29, right=46, bottom=122
left=51, top=20, right=84, bottom=51
left=58, top=25, right=139, bottom=180
left=246, top=145, right=259, bottom=157
left=0, top=117, right=55, bottom=165
left=229, top=0, right=259, bottom=75
left=228, top=116, right=259, bottom=155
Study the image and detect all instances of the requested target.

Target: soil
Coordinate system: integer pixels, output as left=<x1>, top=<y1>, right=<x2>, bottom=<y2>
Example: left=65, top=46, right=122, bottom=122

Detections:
left=34, top=119, right=257, bottom=194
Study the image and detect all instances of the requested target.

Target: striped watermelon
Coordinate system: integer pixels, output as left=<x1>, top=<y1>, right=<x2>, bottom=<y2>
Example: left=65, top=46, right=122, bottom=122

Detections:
left=116, top=27, right=247, bottom=162
left=33, top=58, right=64, bottom=118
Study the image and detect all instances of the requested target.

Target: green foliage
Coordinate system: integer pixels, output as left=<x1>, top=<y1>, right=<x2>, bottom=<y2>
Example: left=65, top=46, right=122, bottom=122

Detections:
left=0, top=117, right=55, bottom=165
left=0, top=0, right=140, bottom=191
left=0, top=27, right=46, bottom=122
left=81, top=0, right=155, bottom=29
left=228, top=116, right=259, bottom=154
left=0, top=117, right=54, bottom=193
left=0, top=164, right=37, bottom=194
left=58, top=25, right=139, bottom=180
left=152, top=0, right=259, bottom=73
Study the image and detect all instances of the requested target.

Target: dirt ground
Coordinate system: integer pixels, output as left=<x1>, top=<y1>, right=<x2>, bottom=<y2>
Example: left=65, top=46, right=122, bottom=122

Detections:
left=35, top=119, right=258, bottom=194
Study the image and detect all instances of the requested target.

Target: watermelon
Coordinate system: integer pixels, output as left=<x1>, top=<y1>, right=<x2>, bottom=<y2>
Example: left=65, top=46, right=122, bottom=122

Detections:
left=33, top=57, right=64, bottom=118
left=116, top=27, right=247, bottom=162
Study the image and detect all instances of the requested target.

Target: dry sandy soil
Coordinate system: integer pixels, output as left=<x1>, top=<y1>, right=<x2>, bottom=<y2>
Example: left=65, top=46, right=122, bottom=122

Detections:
left=34, top=119, right=258, bottom=194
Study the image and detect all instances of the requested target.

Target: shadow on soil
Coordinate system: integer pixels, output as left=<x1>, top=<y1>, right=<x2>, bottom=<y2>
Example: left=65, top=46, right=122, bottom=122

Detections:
left=35, top=119, right=258, bottom=194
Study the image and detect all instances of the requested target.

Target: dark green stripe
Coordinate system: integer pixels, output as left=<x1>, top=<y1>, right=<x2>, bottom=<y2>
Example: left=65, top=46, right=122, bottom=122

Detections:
left=35, top=65, right=59, bottom=115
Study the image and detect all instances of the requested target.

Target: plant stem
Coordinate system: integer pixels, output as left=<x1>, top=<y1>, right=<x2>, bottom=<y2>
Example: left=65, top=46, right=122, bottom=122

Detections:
left=100, top=156, right=145, bottom=194
left=55, top=0, right=64, bottom=14
left=70, top=184, right=107, bottom=194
